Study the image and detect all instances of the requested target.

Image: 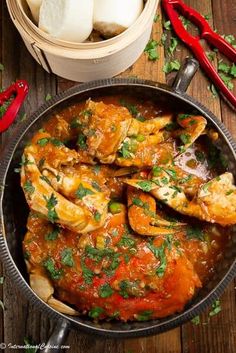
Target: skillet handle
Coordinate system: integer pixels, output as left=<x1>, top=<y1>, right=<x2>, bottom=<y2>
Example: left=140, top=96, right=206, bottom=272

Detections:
left=172, top=58, right=199, bottom=93
left=40, top=319, right=70, bottom=353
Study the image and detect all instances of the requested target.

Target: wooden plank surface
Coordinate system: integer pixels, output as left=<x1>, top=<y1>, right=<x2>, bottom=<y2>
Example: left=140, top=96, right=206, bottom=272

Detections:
left=0, top=1, right=235, bottom=352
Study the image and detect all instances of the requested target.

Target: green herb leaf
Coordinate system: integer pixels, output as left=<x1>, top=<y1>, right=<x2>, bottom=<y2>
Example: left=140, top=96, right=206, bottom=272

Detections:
left=0, top=277, right=4, bottom=284
left=230, top=64, right=236, bottom=77
left=209, top=300, right=221, bottom=317
left=144, top=39, right=159, bottom=61
left=148, top=237, right=173, bottom=278
left=186, top=225, right=205, bottom=241
left=163, top=20, right=171, bottom=30
left=81, top=257, right=94, bottom=284
left=23, top=180, right=35, bottom=195
left=161, top=33, right=167, bottom=45
left=163, top=60, right=181, bottom=74
left=191, top=315, right=200, bottom=325
left=119, top=280, right=130, bottom=298
left=75, top=183, right=95, bottom=199
left=219, top=73, right=234, bottom=90
left=153, top=14, right=159, bottom=22
left=168, top=37, right=179, bottom=56
left=222, top=34, right=236, bottom=48
left=24, top=337, right=37, bottom=353
left=45, top=227, right=60, bottom=241
left=137, top=180, right=154, bottom=192
left=45, top=93, right=52, bottom=101
left=180, top=133, right=191, bottom=145
left=218, top=61, right=230, bottom=74
left=50, top=138, right=64, bottom=147
left=77, top=133, right=87, bottom=150
left=37, top=138, right=50, bottom=147
left=136, top=310, right=153, bottom=321
left=94, top=211, right=101, bottom=222
left=165, top=168, right=177, bottom=180
left=0, top=63, right=4, bottom=71
left=61, top=248, right=74, bottom=267
left=203, top=14, right=211, bottom=20
left=119, top=99, right=145, bottom=121
left=118, top=234, right=136, bottom=248
left=88, top=306, right=104, bottom=319
left=179, top=16, right=190, bottom=29
left=81, top=109, right=92, bottom=117
left=70, top=117, right=81, bottom=129
left=119, top=141, right=133, bottom=159
left=43, top=258, right=63, bottom=280
left=99, top=283, right=114, bottom=298
left=206, top=51, right=216, bottom=61
left=132, top=197, right=145, bottom=207
left=44, top=193, right=58, bottom=223
left=152, top=166, right=163, bottom=177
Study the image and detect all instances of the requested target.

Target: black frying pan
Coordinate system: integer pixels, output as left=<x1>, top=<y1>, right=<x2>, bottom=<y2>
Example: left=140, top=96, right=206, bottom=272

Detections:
left=0, top=59, right=236, bottom=352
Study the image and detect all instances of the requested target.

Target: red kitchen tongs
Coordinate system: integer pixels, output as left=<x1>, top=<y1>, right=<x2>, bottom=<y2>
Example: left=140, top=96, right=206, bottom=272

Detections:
left=162, top=0, right=236, bottom=108
left=0, top=80, right=29, bottom=133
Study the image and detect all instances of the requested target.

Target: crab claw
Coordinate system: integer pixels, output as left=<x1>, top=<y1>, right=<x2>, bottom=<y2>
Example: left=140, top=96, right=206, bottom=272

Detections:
left=125, top=172, right=236, bottom=227
left=127, top=186, right=185, bottom=236
left=21, top=151, right=109, bottom=233
left=175, top=114, right=207, bottom=153
left=30, top=270, right=78, bottom=316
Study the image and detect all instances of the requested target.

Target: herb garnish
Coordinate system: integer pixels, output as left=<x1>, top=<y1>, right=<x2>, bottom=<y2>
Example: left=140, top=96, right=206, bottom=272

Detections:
left=209, top=300, right=221, bottom=317
left=81, top=257, right=94, bottom=284
left=136, top=310, right=153, bottom=321
left=77, top=133, right=87, bottom=150
left=148, top=235, right=173, bottom=277
left=191, top=315, right=200, bottom=325
left=163, top=60, right=181, bottom=74
left=186, top=225, right=205, bottom=241
left=61, top=248, right=74, bottom=267
left=99, top=283, right=114, bottom=298
left=23, top=180, right=35, bottom=195
left=144, top=39, right=159, bottom=61
left=45, top=226, right=60, bottom=241
left=44, top=193, right=58, bottom=223
left=43, top=258, right=63, bottom=280
left=137, top=180, right=154, bottom=192
left=75, top=184, right=95, bottom=199
left=94, top=211, right=101, bottom=222
left=88, top=307, right=104, bottom=319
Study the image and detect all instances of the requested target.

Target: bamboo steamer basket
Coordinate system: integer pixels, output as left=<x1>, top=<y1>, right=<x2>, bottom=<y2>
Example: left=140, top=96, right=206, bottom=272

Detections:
left=6, top=0, right=159, bottom=82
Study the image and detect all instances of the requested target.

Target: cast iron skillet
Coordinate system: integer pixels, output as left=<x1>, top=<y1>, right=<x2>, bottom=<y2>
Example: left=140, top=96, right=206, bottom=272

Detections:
left=0, top=59, right=236, bottom=351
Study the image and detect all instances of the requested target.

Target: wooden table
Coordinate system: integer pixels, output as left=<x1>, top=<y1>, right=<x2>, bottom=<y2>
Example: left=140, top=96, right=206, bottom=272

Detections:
left=0, top=1, right=235, bottom=352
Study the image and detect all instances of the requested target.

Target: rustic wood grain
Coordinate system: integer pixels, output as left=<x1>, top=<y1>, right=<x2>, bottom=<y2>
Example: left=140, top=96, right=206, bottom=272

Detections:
left=0, top=0, right=235, bottom=352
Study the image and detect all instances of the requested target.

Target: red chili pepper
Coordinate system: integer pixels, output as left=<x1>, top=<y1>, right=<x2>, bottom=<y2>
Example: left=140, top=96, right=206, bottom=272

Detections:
left=0, top=80, right=29, bottom=133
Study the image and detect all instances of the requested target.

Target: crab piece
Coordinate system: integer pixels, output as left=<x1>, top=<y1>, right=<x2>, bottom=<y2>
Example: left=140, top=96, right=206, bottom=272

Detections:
left=116, top=140, right=175, bottom=168
left=42, top=114, right=72, bottom=142
left=127, top=114, right=173, bottom=136
left=76, top=99, right=133, bottom=164
left=197, top=172, right=236, bottom=226
left=21, top=151, right=109, bottom=233
left=75, top=100, right=174, bottom=167
left=127, top=186, right=185, bottom=236
left=175, top=114, right=207, bottom=153
left=29, top=268, right=78, bottom=315
left=125, top=172, right=236, bottom=226
left=30, top=131, right=80, bottom=168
